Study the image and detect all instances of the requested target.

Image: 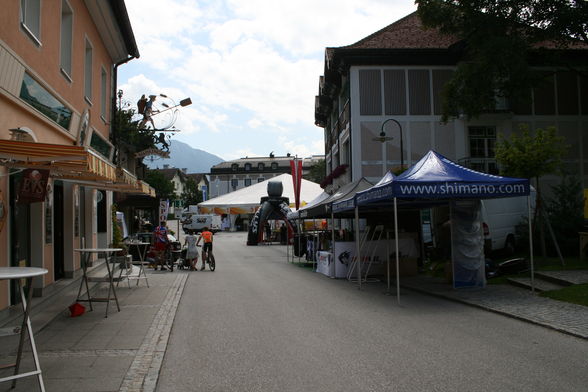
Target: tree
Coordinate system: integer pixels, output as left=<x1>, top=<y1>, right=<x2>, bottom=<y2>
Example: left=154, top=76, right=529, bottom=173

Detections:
left=546, top=175, right=584, bottom=256
left=112, top=101, right=160, bottom=168
left=495, top=124, right=568, bottom=259
left=495, top=125, right=567, bottom=181
left=304, top=159, right=326, bottom=184
left=416, top=0, right=588, bottom=122
left=144, top=170, right=175, bottom=200
left=181, top=177, right=203, bottom=207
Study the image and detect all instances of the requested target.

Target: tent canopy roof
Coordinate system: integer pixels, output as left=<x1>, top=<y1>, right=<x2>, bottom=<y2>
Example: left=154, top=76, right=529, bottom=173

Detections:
left=302, top=178, right=373, bottom=218
left=354, top=151, right=530, bottom=207
left=198, top=173, right=323, bottom=210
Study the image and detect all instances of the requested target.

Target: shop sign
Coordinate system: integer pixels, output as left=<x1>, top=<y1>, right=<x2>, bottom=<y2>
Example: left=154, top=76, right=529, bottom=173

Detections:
left=18, top=169, right=49, bottom=204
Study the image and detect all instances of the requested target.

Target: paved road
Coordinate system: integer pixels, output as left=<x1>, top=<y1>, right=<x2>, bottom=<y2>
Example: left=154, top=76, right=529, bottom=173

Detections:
left=157, top=232, right=588, bottom=392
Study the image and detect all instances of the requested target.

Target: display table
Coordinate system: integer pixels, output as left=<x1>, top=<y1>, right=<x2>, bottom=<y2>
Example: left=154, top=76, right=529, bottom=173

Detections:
left=123, top=241, right=150, bottom=287
left=0, top=267, right=48, bottom=391
left=74, top=248, right=122, bottom=318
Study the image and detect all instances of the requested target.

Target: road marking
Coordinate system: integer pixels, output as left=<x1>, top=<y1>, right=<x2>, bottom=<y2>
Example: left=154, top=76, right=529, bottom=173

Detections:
left=119, top=273, right=188, bottom=392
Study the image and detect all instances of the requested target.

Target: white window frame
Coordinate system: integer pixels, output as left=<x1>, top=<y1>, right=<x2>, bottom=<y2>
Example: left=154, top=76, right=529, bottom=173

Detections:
left=20, top=0, right=41, bottom=45
left=84, top=38, right=93, bottom=104
left=60, top=0, right=73, bottom=80
left=100, top=67, right=107, bottom=120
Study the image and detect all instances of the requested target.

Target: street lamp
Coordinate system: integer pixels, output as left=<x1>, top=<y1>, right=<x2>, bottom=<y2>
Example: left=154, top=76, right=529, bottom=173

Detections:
left=372, top=118, right=403, bottom=169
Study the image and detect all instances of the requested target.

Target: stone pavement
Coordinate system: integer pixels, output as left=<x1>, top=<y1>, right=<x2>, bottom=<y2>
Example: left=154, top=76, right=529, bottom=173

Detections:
left=1, top=252, right=587, bottom=391
left=0, top=266, right=187, bottom=392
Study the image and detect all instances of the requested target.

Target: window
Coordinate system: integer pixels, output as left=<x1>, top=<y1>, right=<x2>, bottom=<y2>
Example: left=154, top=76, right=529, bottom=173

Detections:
left=257, top=177, right=265, bottom=183
left=271, top=162, right=278, bottom=170
left=20, top=72, right=72, bottom=130
left=231, top=164, right=238, bottom=171
left=257, top=163, right=265, bottom=171
left=244, top=178, right=252, bottom=187
left=60, top=0, right=73, bottom=78
left=468, top=126, right=498, bottom=174
left=244, top=163, right=252, bottom=171
left=20, top=0, right=41, bottom=44
left=89, top=130, right=113, bottom=160
left=100, top=68, right=107, bottom=119
left=84, top=39, right=93, bottom=102
left=231, top=179, right=238, bottom=189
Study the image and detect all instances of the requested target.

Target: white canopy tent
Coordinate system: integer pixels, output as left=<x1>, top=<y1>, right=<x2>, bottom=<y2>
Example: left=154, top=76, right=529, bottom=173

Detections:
left=198, top=173, right=323, bottom=215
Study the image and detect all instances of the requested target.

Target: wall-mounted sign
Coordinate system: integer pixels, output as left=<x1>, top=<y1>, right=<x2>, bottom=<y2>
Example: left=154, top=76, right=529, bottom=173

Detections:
left=78, top=109, right=90, bottom=146
left=18, top=168, right=49, bottom=204
left=135, top=148, right=170, bottom=159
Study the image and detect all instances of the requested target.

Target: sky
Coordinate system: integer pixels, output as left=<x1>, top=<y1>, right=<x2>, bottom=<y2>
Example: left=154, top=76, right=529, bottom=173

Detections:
left=118, top=0, right=417, bottom=161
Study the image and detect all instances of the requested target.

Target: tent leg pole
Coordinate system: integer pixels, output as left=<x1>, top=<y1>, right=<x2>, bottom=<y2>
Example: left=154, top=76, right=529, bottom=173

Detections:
left=355, top=206, right=361, bottom=290
left=385, top=230, right=391, bottom=295
left=528, top=196, right=535, bottom=292
left=394, top=198, right=400, bottom=305
left=331, top=211, right=336, bottom=278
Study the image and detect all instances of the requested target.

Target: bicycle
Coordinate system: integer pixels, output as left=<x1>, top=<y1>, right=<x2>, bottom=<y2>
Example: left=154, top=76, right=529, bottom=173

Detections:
left=197, top=245, right=215, bottom=271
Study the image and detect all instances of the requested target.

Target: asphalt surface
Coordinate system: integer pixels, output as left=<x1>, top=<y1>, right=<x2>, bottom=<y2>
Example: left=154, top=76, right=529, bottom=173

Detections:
left=156, top=232, right=588, bottom=392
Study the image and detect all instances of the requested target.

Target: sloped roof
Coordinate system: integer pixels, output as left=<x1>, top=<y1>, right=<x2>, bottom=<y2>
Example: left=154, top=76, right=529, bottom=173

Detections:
left=153, top=168, right=185, bottom=181
left=342, top=12, right=459, bottom=50
left=185, top=173, right=207, bottom=183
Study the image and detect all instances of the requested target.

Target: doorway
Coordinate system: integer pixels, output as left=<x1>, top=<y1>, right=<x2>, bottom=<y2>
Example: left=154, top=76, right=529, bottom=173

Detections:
left=9, top=172, right=31, bottom=305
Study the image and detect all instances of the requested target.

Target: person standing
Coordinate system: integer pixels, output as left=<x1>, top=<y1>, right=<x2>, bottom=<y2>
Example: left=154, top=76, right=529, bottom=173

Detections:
left=184, top=230, right=199, bottom=271
left=196, top=227, right=213, bottom=271
left=153, top=221, right=169, bottom=270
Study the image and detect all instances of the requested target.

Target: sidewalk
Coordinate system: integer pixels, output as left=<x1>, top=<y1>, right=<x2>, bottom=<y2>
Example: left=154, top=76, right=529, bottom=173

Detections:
left=400, top=273, right=588, bottom=339
left=0, top=268, right=188, bottom=392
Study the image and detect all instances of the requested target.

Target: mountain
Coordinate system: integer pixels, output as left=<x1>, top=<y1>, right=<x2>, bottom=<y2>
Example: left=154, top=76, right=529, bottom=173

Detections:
left=143, top=140, right=224, bottom=173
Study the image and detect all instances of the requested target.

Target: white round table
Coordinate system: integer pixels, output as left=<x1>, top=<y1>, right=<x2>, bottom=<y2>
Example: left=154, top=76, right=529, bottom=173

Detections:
left=0, top=267, right=48, bottom=392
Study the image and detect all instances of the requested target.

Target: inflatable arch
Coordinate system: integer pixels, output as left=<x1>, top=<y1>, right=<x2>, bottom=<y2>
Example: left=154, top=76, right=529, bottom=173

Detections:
left=247, top=180, right=298, bottom=245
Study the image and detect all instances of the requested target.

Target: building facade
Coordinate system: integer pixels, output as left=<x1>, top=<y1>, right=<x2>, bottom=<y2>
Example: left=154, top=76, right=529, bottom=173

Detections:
left=315, top=12, right=588, bottom=195
left=0, top=1, right=140, bottom=310
left=209, top=155, right=323, bottom=199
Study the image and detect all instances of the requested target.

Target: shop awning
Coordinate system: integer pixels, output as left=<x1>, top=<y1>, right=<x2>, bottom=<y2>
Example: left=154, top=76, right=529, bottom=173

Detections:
left=0, top=139, right=116, bottom=182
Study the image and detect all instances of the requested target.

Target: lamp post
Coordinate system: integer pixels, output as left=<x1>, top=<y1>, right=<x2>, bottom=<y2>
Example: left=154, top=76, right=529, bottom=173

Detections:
left=373, top=118, right=403, bottom=170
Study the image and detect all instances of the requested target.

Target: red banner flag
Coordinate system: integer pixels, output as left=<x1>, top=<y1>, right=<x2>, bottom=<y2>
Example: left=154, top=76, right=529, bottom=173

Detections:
left=290, top=158, right=303, bottom=210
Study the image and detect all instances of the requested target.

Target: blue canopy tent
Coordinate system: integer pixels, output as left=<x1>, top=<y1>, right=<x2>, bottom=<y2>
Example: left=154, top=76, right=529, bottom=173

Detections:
left=348, top=151, right=532, bottom=302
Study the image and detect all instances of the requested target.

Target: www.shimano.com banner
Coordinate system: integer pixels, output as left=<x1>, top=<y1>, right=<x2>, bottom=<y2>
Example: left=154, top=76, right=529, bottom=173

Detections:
left=394, top=181, right=529, bottom=199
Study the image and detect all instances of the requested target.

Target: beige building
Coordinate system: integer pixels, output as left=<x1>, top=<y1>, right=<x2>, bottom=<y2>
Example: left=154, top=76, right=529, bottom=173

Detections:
left=209, top=155, right=323, bottom=199
left=315, top=12, right=588, bottom=195
left=0, top=1, right=144, bottom=311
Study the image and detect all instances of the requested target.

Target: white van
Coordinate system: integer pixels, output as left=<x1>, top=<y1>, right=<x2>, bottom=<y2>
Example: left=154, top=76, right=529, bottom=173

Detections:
left=182, top=214, right=221, bottom=233
left=481, top=191, right=535, bottom=255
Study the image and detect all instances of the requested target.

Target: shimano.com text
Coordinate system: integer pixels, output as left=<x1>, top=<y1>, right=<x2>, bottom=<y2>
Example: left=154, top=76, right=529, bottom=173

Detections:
left=398, top=182, right=526, bottom=196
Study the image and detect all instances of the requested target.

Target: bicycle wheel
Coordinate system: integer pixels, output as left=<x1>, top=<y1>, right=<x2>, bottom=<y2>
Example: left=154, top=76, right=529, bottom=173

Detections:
left=208, top=253, right=215, bottom=271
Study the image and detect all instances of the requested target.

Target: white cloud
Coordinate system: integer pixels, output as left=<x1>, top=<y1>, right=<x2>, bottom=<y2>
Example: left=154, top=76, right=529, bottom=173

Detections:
left=121, top=0, right=417, bottom=159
